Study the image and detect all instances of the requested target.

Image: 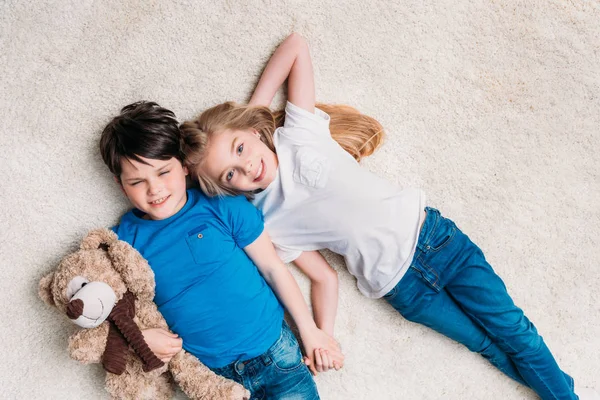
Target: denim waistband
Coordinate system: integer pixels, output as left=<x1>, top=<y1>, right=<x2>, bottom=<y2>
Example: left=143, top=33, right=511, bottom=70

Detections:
left=211, top=322, right=288, bottom=376
left=416, top=207, right=442, bottom=252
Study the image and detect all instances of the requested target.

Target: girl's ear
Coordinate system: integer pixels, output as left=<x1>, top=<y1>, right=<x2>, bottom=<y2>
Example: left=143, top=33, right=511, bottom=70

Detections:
left=39, top=272, right=56, bottom=307
left=183, top=165, right=189, bottom=176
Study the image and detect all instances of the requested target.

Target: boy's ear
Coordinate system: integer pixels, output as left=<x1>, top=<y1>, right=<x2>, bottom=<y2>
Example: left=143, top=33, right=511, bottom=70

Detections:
left=183, top=165, right=189, bottom=176
left=113, top=176, right=126, bottom=195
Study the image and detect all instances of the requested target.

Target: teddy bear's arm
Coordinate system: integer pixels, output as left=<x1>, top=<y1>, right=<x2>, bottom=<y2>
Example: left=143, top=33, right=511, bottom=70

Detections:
left=68, top=322, right=109, bottom=364
left=170, top=351, right=250, bottom=400
left=134, top=299, right=170, bottom=331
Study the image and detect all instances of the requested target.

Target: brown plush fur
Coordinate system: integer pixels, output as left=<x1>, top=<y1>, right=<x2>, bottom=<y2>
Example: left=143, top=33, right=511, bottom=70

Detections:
left=39, top=228, right=249, bottom=400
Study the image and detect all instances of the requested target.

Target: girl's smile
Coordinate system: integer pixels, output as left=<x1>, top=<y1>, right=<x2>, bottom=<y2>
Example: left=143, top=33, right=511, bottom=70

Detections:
left=201, top=128, right=278, bottom=192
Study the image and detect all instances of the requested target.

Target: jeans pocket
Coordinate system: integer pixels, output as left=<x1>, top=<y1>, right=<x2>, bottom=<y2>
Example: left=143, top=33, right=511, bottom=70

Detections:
left=428, top=218, right=457, bottom=252
left=269, top=326, right=304, bottom=372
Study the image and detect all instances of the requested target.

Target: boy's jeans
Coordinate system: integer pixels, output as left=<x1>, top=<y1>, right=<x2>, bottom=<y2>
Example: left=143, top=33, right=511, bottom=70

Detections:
left=384, top=207, right=576, bottom=400
left=211, top=322, right=319, bottom=400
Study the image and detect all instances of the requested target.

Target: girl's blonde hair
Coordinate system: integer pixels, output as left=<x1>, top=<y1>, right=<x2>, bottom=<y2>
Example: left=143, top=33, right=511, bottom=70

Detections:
left=180, top=102, right=385, bottom=198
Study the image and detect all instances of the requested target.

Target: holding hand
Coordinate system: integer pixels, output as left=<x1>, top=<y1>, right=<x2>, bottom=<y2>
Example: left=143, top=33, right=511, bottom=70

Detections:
left=301, top=327, right=344, bottom=375
left=142, top=328, right=183, bottom=363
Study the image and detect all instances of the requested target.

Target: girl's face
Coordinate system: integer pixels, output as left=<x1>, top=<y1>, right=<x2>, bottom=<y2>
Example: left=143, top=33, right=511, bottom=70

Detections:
left=200, top=128, right=278, bottom=192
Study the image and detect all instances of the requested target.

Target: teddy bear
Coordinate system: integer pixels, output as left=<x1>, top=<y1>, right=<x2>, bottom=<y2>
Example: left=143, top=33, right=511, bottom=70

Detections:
left=39, top=228, right=250, bottom=400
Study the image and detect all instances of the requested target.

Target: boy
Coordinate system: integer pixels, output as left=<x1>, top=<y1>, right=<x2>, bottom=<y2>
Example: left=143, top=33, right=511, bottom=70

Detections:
left=99, top=101, right=343, bottom=399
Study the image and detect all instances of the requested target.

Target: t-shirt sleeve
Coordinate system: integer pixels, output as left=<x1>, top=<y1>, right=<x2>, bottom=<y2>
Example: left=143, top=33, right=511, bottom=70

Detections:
left=219, top=195, right=265, bottom=248
left=282, top=101, right=331, bottom=136
left=274, top=243, right=302, bottom=264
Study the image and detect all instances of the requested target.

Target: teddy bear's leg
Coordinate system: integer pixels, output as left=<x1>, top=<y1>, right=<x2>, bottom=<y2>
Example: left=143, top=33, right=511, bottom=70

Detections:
left=105, top=363, right=174, bottom=400
left=169, top=351, right=250, bottom=400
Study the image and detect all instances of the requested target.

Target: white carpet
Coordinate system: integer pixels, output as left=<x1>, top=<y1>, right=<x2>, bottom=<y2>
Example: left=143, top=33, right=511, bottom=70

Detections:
left=2, top=0, right=599, bottom=399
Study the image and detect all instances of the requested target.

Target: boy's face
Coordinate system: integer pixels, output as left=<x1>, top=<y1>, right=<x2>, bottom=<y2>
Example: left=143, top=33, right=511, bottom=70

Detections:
left=200, top=128, right=278, bottom=192
left=118, top=156, right=188, bottom=220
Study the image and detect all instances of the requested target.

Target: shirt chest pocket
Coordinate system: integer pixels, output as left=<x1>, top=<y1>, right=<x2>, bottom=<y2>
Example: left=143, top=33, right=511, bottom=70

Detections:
left=185, top=224, right=222, bottom=264
left=292, top=147, right=331, bottom=189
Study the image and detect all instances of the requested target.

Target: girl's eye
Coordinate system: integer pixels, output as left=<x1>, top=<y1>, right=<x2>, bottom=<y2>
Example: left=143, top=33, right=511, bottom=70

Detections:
left=226, top=171, right=234, bottom=181
left=159, top=171, right=170, bottom=176
left=237, top=144, right=244, bottom=155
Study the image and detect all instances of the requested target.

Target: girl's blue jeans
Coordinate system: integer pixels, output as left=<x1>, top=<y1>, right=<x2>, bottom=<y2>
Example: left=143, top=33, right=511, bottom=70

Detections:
left=210, top=321, right=319, bottom=400
left=384, top=207, right=576, bottom=400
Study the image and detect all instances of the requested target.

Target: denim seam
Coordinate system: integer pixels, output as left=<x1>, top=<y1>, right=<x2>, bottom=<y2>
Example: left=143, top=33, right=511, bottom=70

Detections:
left=415, top=255, right=441, bottom=291
left=464, top=311, right=561, bottom=400
left=422, top=209, right=441, bottom=249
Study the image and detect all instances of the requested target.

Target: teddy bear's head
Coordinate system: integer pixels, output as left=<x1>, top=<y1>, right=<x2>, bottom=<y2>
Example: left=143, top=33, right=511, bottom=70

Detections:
left=39, top=228, right=156, bottom=329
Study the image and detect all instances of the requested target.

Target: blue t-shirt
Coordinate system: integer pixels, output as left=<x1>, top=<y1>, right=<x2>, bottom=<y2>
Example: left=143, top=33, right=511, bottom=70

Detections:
left=112, top=189, right=284, bottom=368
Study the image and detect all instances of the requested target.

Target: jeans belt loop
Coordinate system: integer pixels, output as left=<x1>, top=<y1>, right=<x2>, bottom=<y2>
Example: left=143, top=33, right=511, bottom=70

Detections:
left=261, top=352, right=273, bottom=366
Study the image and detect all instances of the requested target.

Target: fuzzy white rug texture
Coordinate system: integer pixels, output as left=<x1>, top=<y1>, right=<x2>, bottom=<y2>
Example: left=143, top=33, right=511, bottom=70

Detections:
left=2, top=0, right=599, bottom=399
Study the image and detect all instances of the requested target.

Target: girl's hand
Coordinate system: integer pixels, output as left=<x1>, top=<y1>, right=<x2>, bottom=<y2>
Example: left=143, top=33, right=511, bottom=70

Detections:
left=141, top=328, right=183, bottom=363
left=301, top=327, right=344, bottom=375
left=305, top=348, right=342, bottom=373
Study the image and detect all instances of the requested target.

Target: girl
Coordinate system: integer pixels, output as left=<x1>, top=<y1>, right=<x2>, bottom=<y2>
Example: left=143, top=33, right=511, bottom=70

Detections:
left=180, top=33, right=598, bottom=399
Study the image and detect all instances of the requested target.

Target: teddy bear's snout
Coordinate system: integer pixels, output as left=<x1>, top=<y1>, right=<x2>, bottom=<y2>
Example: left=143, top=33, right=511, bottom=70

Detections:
left=68, top=281, right=117, bottom=328
left=66, top=298, right=84, bottom=319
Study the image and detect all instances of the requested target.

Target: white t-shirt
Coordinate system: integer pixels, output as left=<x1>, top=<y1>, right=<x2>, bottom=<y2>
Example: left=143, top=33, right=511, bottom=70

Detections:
left=252, top=102, right=426, bottom=298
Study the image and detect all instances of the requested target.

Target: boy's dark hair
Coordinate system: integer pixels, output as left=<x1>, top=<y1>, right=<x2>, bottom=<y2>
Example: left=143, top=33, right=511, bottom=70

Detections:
left=100, top=101, right=183, bottom=180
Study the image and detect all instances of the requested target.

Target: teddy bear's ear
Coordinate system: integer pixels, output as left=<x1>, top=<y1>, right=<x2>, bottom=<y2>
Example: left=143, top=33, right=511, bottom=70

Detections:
left=39, top=272, right=56, bottom=307
left=81, top=228, right=119, bottom=251
left=107, top=240, right=155, bottom=301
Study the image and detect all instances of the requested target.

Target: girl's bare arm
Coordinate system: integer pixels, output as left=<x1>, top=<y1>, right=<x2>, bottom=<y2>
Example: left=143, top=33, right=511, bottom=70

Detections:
left=244, top=230, right=344, bottom=374
left=249, top=33, right=315, bottom=112
left=293, top=251, right=338, bottom=336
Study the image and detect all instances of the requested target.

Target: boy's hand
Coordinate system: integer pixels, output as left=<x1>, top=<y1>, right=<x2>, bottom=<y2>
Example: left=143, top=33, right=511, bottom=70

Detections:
left=301, top=327, right=344, bottom=375
left=142, top=328, right=183, bottom=363
left=304, top=348, right=343, bottom=374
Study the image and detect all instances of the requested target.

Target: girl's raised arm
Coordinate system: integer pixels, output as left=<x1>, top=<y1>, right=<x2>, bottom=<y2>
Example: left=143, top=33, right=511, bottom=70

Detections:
left=249, top=33, right=315, bottom=112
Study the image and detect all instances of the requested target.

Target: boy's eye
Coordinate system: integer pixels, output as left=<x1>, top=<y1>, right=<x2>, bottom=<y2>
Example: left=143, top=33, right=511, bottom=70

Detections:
left=130, top=181, right=142, bottom=186
left=237, top=144, right=244, bottom=155
left=159, top=171, right=170, bottom=176
left=226, top=170, right=234, bottom=181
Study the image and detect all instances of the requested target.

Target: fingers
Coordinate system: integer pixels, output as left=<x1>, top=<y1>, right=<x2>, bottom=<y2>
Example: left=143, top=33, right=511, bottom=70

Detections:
left=172, top=337, right=183, bottom=351
left=318, top=349, right=333, bottom=372
left=314, top=348, right=323, bottom=373
left=143, top=328, right=183, bottom=363
left=304, top=355, right=317, bottom=376
left=325, top=348, right=344, bottom=369
left=164, top=330, right=179, bottom=338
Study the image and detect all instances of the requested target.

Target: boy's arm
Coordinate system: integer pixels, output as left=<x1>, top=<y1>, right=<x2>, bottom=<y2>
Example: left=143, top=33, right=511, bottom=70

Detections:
left=244, top=230, right=344, bottom=374
left=293, top=251, right=338, bottom=336
left=249, top=32, right=315, bottom=112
